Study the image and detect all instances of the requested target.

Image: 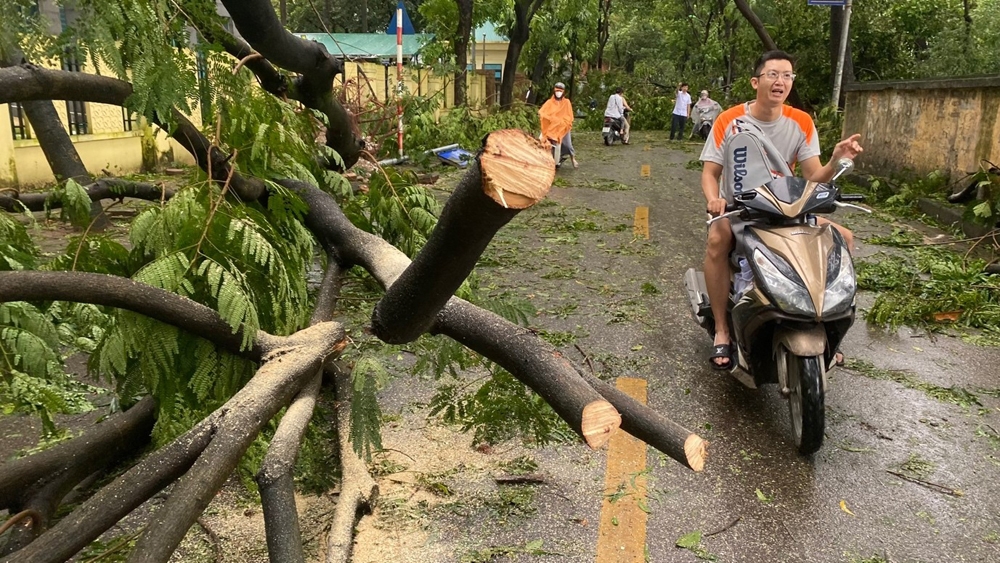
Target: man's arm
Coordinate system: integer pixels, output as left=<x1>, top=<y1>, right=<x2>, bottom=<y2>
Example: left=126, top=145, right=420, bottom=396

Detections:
left=702, top=161, right=726, bottom=215
left=800, top=133, right=864, bottom=183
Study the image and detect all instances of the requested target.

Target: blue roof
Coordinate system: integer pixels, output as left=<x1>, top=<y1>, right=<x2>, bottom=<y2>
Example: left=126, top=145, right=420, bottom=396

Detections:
left=296, top=33, right=433, bottom=60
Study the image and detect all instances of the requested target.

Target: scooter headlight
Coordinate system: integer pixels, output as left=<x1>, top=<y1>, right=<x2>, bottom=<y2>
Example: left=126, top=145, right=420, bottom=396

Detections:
left=823, top=246, right=856, bottom=316
left=752, top=249, right=815, bottom=316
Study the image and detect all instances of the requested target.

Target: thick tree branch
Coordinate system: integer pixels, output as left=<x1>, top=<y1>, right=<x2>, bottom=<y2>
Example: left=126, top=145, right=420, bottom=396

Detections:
left=372, top=130, right=554, bottom=344
left=0, top=63, right=133, bottom=106
left=0, top=178, right=174, bottom=212
left=324, top=361, right=378, bottom=563
left=257, top=259, right=343, bottom=563
left=165, top=110, right=268, bottom=201
left=0, top=66, right=267, bottom=202
left=287, top=174, right=622, bottom=449
left=580, top=372, right=707, bottom=471
left=0, top=271, right=277, bottom=358
left=0, top=398, right=156, bottom=509
left=128, top=323, right=347, bottom=563
left=4, top=418, right=219, bottom=563
left=219, top=0, right=363, bottom=169
left=0, top=398, right=156, bottom=557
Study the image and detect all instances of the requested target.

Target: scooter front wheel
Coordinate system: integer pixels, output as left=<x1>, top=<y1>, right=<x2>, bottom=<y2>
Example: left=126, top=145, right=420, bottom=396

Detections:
left=785, top=350, right=825, bottom=455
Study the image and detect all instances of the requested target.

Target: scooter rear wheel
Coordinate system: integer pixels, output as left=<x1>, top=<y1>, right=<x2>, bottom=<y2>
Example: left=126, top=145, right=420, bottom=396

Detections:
left=785, top=350, right=825, bottom=455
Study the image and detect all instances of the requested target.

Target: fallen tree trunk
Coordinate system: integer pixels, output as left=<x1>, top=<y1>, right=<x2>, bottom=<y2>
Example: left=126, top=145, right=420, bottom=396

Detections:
left=0, top=178, right=173, bottom=212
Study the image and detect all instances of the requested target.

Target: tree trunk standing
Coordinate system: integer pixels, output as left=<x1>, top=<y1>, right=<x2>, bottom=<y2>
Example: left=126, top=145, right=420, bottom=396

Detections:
left=526, top=46, right=550, bottom=105
left=962, top=0, right=972, bottom=55
left=360, top=0, right=368, bottom=33
left=732, top=0, right=804, bottom=109
left=454, top=0, right=473, bottom=107
left=596, top=0, right=612, bottom=70
left=499, top=0, right=546, bottom=108
left=280, top=0, right=287, bottom=25
left=0, top=50, right=109, bottom=229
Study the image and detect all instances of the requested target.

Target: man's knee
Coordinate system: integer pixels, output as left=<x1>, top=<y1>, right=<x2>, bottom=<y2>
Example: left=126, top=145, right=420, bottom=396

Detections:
left=705, top=225, right=733, bottom=261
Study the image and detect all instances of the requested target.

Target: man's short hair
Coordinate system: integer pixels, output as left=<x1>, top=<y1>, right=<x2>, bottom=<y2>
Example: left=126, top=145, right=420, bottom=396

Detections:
left=754, top=50, right=795, bottom=76
left=615, top=86, right=623, bottom=94
left=680, top=82, right=688, bottom=88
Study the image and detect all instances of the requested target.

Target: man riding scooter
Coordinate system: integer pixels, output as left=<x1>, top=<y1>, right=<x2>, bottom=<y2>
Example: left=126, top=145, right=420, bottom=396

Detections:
left=603, top=86, right=632, bottom=145
left=699, top=50, right=863, bottom=370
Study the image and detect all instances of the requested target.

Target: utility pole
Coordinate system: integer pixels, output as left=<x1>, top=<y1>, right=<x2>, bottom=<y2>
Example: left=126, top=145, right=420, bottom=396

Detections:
left=831, top=0, right=853, bottom=107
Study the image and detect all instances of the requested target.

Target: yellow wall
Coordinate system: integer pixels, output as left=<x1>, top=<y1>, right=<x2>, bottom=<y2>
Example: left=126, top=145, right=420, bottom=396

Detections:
left=0, top=52, right=200, bottom=188
left=843, top=77, right=1000, bottom=178
left=468, top=42, right=508, bottom=72
left=340, top=61, right=491, bottom=112
left=2, top=58, right=489, bottom=188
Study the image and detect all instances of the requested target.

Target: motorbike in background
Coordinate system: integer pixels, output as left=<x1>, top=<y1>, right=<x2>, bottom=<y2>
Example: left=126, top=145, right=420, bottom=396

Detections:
left=602, top=109, right=630, bottom=146
left=684, top=130, right=869, bottom=454
left=693, top=104, right=721, bottom=140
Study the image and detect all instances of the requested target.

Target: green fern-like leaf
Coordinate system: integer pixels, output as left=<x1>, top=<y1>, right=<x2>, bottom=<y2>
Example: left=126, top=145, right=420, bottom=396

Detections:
left=350, top=355, right=389, bottom=461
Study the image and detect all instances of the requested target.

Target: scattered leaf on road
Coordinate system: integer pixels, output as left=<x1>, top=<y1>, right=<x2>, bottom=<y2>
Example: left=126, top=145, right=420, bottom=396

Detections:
left=676, top=531, right=702, bottom=549
left=840, top=499, right=856, bottom=516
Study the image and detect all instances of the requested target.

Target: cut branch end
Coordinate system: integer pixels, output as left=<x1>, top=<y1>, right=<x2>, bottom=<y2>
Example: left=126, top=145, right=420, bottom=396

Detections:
left=684, top=434, right=708, bottom=472
left=580, top=400, right=621, bottom=449
left=480, top=129, right=554, bottom=209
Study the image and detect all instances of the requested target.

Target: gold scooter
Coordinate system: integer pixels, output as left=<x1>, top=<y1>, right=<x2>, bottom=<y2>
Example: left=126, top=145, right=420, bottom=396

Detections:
left=684, top=133, right=868, bottom=454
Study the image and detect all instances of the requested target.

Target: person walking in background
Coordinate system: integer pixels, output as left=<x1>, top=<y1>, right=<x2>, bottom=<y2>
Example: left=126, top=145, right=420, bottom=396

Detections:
left=671, top=82, right=692, bottom=140
left=539, top=82, right=579, bottom=169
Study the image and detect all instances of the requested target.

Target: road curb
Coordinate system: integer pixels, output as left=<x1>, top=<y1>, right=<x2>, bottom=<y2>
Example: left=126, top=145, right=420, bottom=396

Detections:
left=845, top=172, right=995, bottom=238
left=915, top=198, right=994, bottom=238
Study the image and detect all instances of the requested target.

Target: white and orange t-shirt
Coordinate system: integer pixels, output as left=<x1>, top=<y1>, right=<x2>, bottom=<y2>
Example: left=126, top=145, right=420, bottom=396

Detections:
left=699, top=102, right=820, bottom=195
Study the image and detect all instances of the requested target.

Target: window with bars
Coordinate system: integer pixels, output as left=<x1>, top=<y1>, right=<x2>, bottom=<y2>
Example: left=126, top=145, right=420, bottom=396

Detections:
left=62, top=56, right=88, bottom=135
left=122, top=107, right=136, bottom=132
left=8, top=102, right=30, bottom=140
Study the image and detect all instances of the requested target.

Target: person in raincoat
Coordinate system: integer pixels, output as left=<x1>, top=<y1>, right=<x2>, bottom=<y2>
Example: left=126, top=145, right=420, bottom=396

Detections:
left=689, top=89, right=723, bottom=140
left=539, top=82, right=579, bottom=168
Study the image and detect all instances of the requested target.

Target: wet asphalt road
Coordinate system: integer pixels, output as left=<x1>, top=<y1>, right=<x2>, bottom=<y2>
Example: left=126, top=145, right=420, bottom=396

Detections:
left=367, top=130, right=1000, bottom=563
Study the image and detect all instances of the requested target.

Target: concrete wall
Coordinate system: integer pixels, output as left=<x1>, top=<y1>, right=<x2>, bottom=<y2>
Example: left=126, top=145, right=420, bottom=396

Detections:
left=843, top=76, right=1000, bottom=178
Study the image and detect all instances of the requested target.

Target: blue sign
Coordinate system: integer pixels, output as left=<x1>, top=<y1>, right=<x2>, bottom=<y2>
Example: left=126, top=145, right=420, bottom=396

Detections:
left=808, top=0, right=847, bottom=5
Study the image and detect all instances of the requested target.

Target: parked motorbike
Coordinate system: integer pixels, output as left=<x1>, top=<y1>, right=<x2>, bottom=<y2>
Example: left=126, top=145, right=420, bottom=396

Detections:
left=683, top=130, right=869, bottom=454
left=602, top=109, right=630, bottom=146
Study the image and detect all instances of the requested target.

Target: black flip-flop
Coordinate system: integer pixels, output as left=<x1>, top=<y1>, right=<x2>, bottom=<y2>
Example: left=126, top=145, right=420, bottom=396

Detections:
left=709, top=344, right=735, bottom=371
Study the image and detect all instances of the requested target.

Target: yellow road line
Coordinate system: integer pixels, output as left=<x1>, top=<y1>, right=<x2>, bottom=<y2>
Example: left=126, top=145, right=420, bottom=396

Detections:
left=595, top=377, right=648, bottom=563
left=633, top=206, right=649, bottom=239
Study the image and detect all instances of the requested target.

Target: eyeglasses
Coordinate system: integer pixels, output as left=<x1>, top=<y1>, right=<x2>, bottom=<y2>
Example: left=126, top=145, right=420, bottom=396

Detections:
left=756, top=71, right=796, bottom=82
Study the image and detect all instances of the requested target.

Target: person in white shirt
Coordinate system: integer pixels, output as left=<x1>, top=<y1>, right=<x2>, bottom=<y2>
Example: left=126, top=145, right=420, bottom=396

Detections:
left=670, top=82, right=692, bottom=140
left=604, top=86, right=633, bottom=144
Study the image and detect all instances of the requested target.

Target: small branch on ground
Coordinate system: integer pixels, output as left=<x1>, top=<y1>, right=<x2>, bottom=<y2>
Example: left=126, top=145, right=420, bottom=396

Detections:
left=705, top=516, right=742, bottom=537
left=885, top=470, right=964, bottom=497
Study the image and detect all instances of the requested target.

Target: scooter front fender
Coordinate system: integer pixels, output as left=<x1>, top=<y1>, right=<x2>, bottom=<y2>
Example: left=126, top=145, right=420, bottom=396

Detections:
left=773, top=325, right=826, bottom=357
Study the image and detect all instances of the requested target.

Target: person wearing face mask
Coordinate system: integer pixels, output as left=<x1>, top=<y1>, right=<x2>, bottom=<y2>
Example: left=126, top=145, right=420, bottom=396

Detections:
left=689, top=90, right=722, bottom=140
left=538, top=82, right=579, bottom=169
